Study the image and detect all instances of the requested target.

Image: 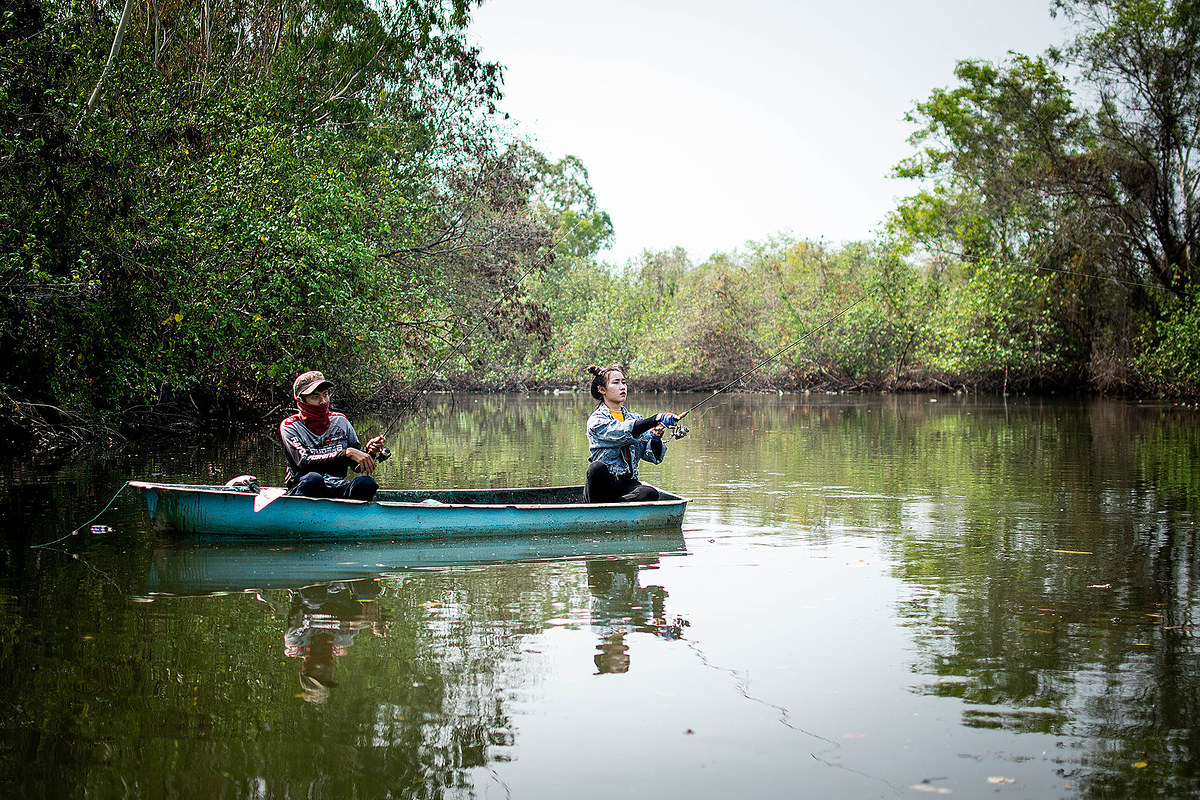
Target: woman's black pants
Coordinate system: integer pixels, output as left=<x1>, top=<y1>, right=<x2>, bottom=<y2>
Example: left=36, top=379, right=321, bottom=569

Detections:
left=583, top=461, right=660, bottom=503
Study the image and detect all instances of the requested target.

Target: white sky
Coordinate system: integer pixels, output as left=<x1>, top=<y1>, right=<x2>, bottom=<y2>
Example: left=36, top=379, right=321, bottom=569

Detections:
left=468, top=0, right=1075, bottom=267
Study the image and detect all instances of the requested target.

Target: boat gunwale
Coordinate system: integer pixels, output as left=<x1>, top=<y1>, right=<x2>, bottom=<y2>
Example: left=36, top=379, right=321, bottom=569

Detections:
left=127, top=480, right=691, bottom=510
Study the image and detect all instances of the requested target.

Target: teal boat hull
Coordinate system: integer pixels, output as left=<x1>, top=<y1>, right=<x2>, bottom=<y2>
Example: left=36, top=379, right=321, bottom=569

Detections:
left=129, top=482, right=690, bottom=540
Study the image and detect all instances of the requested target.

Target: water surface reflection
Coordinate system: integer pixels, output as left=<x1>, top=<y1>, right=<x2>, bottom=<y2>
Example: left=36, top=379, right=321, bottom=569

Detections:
left=2, top=394, right=1199, bottom=798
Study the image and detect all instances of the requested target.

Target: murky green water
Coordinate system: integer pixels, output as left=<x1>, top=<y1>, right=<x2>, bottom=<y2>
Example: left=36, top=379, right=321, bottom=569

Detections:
left=2, top=393, right=1199, bottom=798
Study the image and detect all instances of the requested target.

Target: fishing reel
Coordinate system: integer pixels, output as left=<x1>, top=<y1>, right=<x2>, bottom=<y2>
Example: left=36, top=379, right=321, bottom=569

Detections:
left=375, top=446, right=392, bottom=463
left=655, top=412, right=690, bottom=440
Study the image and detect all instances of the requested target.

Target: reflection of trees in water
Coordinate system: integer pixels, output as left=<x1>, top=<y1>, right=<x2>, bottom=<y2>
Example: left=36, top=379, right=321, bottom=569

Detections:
left=34, top=394, right=1200, bottom=794
left=274, top=557, right=644, bottom=794
left=0, top=556, right=625, bottom=798
left=268, top=555, right=692, bottom=795
left=896, top=539, right=1200, bottom=795
left=357, top=394, right=602, bottom=488
left=284, top=567, right=551, bottom=796
left=886, top=402, right=1200, bottom=796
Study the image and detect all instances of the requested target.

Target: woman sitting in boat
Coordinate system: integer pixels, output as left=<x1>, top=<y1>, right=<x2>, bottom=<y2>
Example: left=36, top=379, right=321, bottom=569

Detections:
left=280, top=370, right=388, bottom=501
left=584, top=364, right=679, bottom=503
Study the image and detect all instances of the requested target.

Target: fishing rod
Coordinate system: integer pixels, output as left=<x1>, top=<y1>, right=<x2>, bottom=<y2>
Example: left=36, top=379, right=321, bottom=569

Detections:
left=663, top=287, right=882, bottom=439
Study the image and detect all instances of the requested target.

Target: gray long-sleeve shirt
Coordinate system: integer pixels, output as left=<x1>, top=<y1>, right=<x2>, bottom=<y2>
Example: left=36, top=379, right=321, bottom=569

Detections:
left=279, top=412, right=363, bottom=488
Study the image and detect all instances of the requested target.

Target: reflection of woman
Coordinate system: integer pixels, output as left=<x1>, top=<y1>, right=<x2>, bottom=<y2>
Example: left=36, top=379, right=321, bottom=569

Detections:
left=584, top=364, right=679, bottom=503
left=587, top=557, right=688, bottom=674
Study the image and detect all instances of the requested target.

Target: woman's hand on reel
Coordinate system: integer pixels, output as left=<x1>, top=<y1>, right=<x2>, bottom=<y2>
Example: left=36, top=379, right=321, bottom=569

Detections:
left=653, top=412, right=689, bottom=440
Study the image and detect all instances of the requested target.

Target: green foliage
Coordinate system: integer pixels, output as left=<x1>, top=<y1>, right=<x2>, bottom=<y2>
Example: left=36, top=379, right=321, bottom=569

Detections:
left=891, top=53, right=1090, bottom=265
left=522, top=146, right=614, bottom=261
left=917, top=259, right=1071, bottom=381
left=891, top=0, right=1200, bottom=393
left=528, top=237, right=937, bottom=392
left=8, top=0, right=1200, bottom=446
left=1055, top=0, right=1200, bottom=297
left=1137, top=289, right=1200, bottom=393
left=538, top=257, right=643, bottom=376
left=758, top=240, right=929, bottom=385
left=0, top=0, right=549, bottom=427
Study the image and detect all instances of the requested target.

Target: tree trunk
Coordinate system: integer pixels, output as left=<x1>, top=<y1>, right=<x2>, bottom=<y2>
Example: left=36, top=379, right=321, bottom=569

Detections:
left=83, top=0, right=138, bottom=117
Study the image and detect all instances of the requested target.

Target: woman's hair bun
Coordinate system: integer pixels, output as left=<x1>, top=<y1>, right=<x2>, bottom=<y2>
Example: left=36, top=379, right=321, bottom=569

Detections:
left=585, top=363, right=625, bottom=401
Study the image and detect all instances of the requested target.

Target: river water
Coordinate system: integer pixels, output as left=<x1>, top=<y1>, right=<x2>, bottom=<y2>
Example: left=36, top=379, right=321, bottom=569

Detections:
left=2, top=392, right=1198, bottom=799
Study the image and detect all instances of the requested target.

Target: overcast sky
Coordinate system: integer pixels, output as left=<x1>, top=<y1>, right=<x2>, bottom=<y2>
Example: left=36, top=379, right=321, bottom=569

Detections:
left=468, top=0, right=1076, bottom=266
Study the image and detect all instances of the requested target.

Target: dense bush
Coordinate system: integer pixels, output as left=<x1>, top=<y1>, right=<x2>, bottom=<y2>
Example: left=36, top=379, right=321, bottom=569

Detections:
left=4, top=0, right=1200, bottom=452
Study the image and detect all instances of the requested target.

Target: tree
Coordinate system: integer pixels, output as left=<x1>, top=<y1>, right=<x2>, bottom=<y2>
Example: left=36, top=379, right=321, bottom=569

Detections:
left=0, top=0, right=524, bottom=441
left=891, top=0, right=1200, bottom=392
left=892, top=55, right=1094, bottom=270
left=917, top=258, right=1073, bottom=388
left=522, top=146, right=614, bottom=262
left=1055, top=0, right=1200, bottom=299
left=895, top=0, right=1200, bottom=302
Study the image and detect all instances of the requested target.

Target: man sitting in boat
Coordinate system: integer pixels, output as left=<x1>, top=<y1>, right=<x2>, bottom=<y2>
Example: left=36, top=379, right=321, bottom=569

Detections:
left=280, top=370, right=388, bottom=501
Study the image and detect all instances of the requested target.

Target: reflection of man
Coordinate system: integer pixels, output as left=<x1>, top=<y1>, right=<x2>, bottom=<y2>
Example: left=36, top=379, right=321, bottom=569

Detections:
left=284, top=579, right=387, bottom=703
left=587, top=558, right=688, bottom=675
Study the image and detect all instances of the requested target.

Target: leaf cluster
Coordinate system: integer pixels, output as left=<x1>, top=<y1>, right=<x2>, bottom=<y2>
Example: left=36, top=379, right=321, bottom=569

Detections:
left=0, top=0, right=557, bottom=441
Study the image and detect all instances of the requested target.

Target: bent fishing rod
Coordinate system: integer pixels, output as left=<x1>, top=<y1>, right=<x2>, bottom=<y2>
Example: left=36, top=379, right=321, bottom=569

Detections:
left=662, top=287, right=881, bottom=439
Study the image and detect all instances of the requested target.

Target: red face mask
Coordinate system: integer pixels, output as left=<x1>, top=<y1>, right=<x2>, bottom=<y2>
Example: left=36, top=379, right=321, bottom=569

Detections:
left=297, top=399, right=331, bottom=435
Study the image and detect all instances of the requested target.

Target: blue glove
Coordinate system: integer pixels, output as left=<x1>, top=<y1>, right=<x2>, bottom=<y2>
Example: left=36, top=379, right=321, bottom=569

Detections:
left=657, top=413, right=679, bottom=428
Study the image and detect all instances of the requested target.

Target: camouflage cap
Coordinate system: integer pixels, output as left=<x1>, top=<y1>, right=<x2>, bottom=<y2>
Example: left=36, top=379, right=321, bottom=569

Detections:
left=293, top=370, right=334, bottom=398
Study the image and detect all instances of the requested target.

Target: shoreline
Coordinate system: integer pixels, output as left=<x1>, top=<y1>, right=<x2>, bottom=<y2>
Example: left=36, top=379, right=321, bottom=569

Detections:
left=7, top=376, right=1199, bottom=461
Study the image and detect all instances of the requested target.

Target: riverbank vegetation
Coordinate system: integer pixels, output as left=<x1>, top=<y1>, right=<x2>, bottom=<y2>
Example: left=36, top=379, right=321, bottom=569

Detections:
left=2, top=0, right=1198, bottom=451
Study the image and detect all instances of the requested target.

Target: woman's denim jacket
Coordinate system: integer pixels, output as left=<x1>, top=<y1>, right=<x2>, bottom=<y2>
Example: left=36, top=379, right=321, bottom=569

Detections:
left=586, top=404, right=665, bottom=480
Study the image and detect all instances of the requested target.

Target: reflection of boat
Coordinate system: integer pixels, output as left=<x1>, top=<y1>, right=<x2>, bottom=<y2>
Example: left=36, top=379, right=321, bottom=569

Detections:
left=129, top=482, right=689, bottom=539
left=144, top=529, right=689, bottom=595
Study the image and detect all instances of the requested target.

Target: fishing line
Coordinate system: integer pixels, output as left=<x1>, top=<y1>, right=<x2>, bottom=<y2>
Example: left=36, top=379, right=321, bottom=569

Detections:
left=37, top=546, right=128, bottom=594
left=377, top=216, right=589, bottom=439
left=31, top=480, right=129, bottom=549
left=673, top=287, right=883, bottom=427
left=682, top=637, right=902, bottom=792
left=683, top=638, right=835, bottom=742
